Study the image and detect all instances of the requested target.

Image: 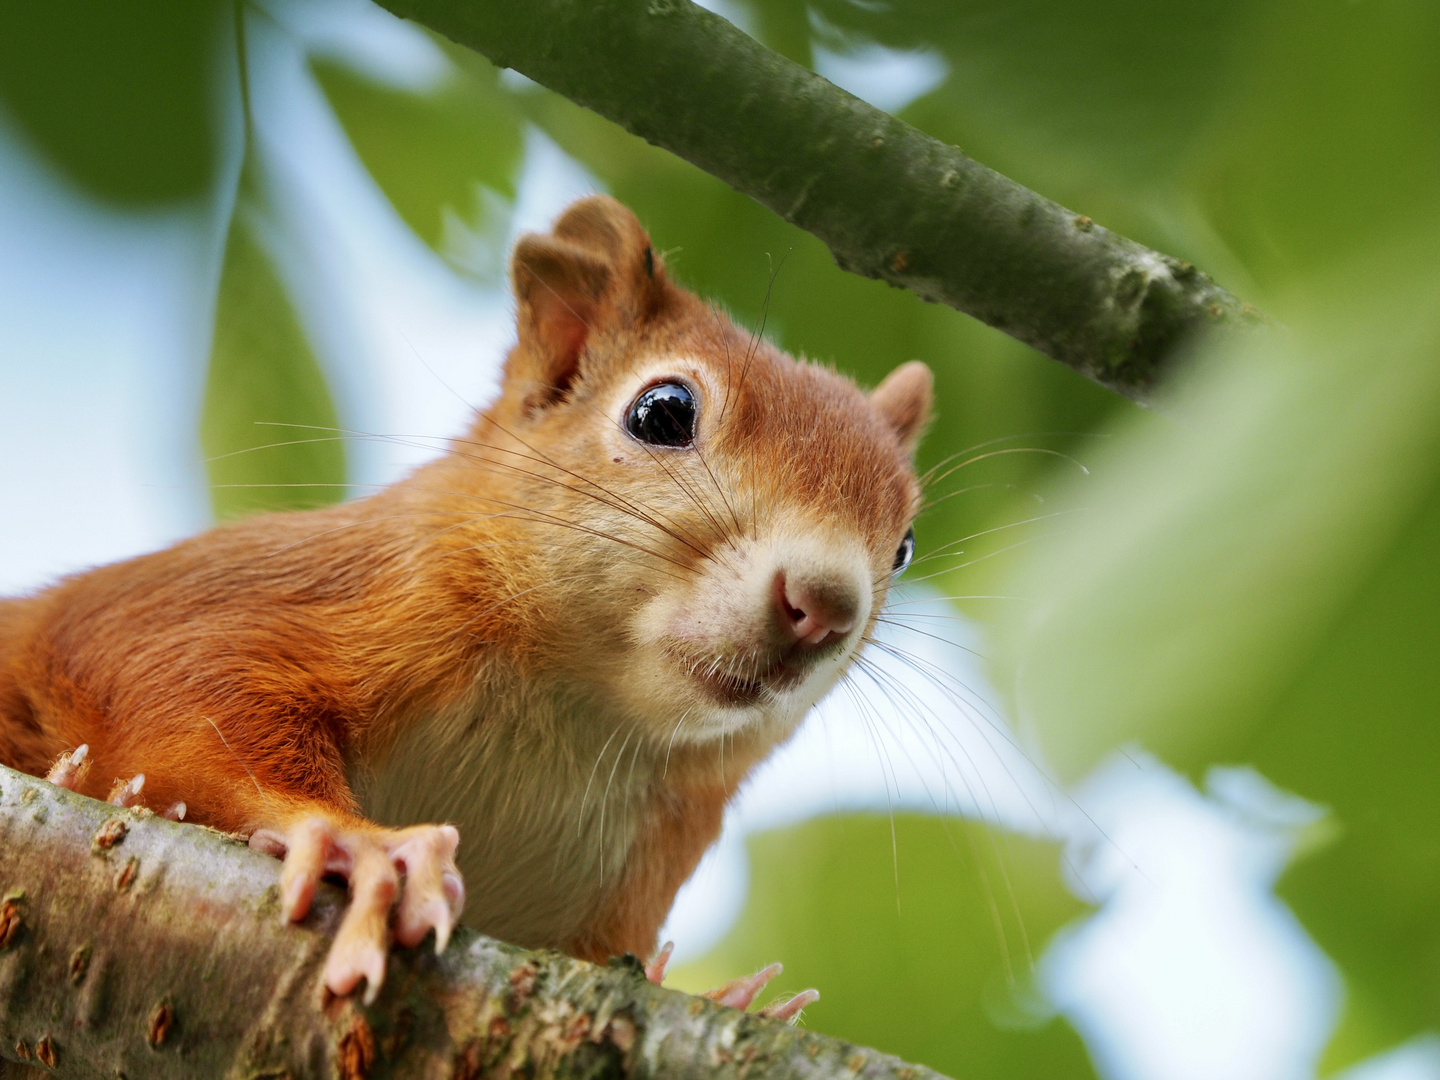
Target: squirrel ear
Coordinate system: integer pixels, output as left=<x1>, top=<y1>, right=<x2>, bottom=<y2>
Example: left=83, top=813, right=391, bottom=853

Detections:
left=870, top=361, right=933, bottom=454
left=509, top=195, right=665, bottom=410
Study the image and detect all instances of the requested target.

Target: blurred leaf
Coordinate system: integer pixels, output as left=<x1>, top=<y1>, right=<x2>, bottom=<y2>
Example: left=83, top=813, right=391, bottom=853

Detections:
left=748, top=0, right=813, bottom=67
left=312, top=47, right=522, bottom=268
left=1269, top=475, right=1440, bottom=1069
left=767, top=0, right=1259, bottom=262
left=672, top=815, right=1096, bottom=1080
left=0, top=0, right=224, bottom=204
left=202, top=196, right=346, bottom=520
left=991, top=230, right=1440, bottom=1066
left=817, top=0, right=1251, bottom=169
left=1194, top=0, right=1440, bottom=293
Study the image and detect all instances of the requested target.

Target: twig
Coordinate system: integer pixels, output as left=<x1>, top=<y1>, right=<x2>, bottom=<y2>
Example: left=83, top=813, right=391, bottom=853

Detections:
left=372, top=0, right=1261, bottom=401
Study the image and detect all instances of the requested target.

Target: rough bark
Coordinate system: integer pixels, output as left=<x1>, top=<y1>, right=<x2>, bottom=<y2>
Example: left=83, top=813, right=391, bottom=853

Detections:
left=370, top=0, right=1259, bottom=402
left=0, top=763, right=948, bottom=1080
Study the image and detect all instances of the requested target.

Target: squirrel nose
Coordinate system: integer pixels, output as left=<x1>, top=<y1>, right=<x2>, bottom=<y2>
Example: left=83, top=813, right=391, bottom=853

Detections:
left=775, top=572, right=859, bottom=647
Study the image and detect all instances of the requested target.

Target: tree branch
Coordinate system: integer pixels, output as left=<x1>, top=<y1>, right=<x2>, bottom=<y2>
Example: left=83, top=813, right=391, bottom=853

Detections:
left=370, top=0, right=1259, bottom=401
left=0, top=763, right=948, bottom=1080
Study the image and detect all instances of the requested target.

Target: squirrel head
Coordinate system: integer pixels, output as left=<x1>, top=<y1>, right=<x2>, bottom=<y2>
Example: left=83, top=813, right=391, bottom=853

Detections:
left=457, top=195, right=932, bottom=747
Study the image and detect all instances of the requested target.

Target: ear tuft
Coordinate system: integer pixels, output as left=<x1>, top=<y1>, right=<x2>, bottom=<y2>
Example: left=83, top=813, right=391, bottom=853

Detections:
left=508, top=196, right=666, bottom=410
left=871, top=361, right=933, bottom=454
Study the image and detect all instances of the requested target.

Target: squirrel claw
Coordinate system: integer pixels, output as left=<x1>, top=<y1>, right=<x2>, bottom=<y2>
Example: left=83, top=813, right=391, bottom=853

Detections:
left=704, top=962, right=783, bottom=1010
left=390, top=825, right=463, bottom=952
left=645, top=941, right=675, bottom=985
left=759, top=988, right=819, bottom=1023
left=701, top=963, right=817, bottom=1023
left=254, top=816, right=464, bottom=1002
left=325, top=925, right=389, bottom=1005
left=45, top=744, right=89, bottom=790
left=107, top=773, right=145, bottom=807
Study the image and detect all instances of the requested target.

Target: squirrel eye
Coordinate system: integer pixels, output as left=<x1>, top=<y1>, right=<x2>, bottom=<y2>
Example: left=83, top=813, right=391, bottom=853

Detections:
left=892, top=526, right=915, bottom=576
left=626, top=382, right=697, bottom=447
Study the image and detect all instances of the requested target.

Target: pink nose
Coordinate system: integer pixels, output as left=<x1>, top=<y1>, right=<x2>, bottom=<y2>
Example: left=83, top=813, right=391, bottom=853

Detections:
left=775, top=573, right=859, bottom=647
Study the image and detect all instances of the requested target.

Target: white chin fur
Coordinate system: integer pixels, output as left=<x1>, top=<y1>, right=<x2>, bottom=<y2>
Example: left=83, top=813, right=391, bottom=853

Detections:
left=619, top=524, right=873, bottom=742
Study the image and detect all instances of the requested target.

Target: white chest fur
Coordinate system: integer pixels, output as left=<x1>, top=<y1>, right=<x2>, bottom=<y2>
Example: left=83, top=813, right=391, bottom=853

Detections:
left=349, top=694, right=657, bottom=952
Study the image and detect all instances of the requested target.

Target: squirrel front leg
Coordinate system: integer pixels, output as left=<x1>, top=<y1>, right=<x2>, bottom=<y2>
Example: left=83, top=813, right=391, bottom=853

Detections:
left=41, top=723, right=463, bottom=1005
left=153, top=734, right=464, bottom=1004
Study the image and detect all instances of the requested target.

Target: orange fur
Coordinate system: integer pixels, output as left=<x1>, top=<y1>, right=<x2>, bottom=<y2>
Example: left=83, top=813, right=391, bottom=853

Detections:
left=0, top=196, right=930, bottom=970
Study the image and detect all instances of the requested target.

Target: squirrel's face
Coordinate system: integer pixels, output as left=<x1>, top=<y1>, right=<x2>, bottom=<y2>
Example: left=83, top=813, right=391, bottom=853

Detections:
left=475, top=196, right=930, bottom=746
left=591, top=349, right=926, bottom=744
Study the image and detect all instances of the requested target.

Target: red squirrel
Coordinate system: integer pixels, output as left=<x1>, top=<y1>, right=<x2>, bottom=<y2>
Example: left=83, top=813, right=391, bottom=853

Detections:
left=0, top=196, right=931, bottom=1012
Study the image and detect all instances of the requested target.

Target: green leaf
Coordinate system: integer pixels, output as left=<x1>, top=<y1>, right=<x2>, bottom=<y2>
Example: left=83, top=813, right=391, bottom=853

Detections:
left=1192, top=0, right=1440, bottom=292
left=202, top=197, right=346, bottom=520
left=312, top=47, right=522, bottom=267
left=671, top=815, right=1097, bottom=1080
left=1269, top=476, right=1440, bottom=1069
left=0, top=0, right=225, bottom=204
left=988, top=245, right=1440, bottom=775
left=990, top=236, right=1440, bottom=1066
left=817, top=0, right=1250, bottom=169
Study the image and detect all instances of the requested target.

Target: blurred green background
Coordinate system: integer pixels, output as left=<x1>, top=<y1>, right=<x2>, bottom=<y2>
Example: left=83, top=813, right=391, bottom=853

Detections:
left=3, top=0, right=1439, bottom=1076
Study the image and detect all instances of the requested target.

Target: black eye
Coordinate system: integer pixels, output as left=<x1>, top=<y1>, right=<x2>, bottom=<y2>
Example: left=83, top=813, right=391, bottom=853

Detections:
left=626, top=382, right=697, bottom=447
left=892, top=526, right=915, bottom=576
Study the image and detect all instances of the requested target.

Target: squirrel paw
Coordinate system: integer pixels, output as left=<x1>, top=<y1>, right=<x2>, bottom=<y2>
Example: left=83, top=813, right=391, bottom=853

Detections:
left=645, top=943, right=818, bottom=1024
left=45, top=744, right=89, bottom=790
left=249, top=818, right=464, bottom=1005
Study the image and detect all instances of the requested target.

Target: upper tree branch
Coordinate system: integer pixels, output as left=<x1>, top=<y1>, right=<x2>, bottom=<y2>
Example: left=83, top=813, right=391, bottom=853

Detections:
left=371, top=0, right=1259, bottom=401
left=0, top=763, right=949, bottom=1080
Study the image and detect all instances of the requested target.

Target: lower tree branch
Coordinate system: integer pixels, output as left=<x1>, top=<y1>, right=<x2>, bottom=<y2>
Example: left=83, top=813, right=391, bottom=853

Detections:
left=372, top=0, right=1259, bottom=401
left=0, top=763, right=948, bottom=1080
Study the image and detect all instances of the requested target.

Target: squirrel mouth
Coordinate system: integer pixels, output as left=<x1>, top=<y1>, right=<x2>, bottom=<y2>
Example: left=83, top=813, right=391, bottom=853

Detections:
left=682, top=652, right=810, bottom=707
